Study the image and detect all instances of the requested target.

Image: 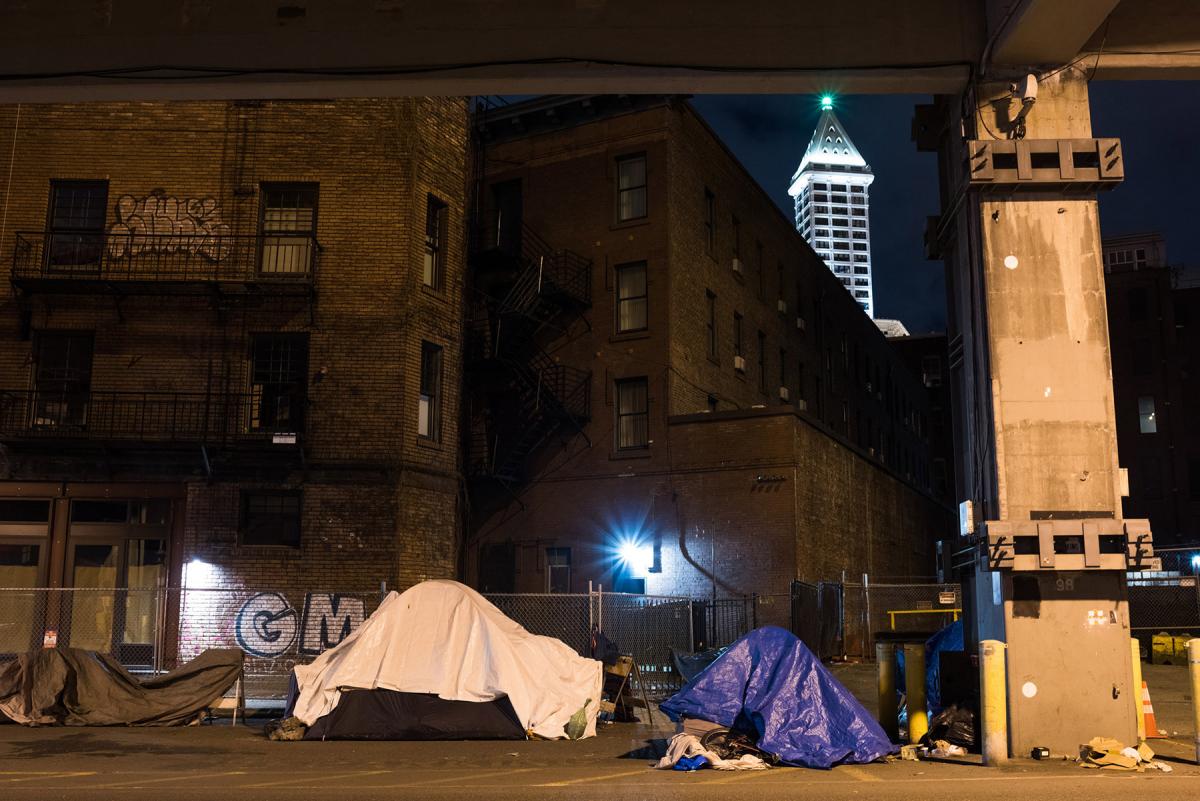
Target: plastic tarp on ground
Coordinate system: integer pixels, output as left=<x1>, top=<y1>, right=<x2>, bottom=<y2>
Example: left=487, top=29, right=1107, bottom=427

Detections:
left=660, top=627, right=894, bottom=769
left=0, top=647, right=242, bottom=726
left=292, top=580, right=603, bottom=740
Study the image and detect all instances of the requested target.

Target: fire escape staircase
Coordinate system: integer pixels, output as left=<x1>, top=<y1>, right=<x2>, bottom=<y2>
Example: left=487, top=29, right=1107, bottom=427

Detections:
left=470, top=223, right=592, bottom=489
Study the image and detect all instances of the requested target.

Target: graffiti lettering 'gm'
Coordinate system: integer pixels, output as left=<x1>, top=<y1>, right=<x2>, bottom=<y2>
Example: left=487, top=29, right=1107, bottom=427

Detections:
left=235, top=592, right=299, bottom=658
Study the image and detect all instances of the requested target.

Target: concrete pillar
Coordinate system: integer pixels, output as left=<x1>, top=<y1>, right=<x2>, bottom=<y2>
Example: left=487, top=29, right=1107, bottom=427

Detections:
left=928, top=68, right=1138, bottom=754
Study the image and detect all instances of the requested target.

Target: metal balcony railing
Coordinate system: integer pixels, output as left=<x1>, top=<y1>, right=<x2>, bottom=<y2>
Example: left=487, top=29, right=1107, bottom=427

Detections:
left=11, top=231, right=319, bottom=293
left=0, top=389, right=306, bottom=446
left=476, top=220, right=591, bottom=308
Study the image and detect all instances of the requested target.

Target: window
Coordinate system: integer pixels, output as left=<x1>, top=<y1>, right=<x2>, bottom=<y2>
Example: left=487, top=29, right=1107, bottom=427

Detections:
left=777, top=261, right=785, bottom=304
left=757, top=331, right=767, bottom=393
left=706, top=290, right=717, bottom=361
left=423, top=195, right=446, bottom=289
left=798, top=362, right=806, bottom=400
left=419, top=341, right=443, bottom=441
left=703, top=188, right=716, bottom=256
left=260, top=184, right=317, bottom=275
left=249, top=333, right=308, bottom=434
left=615, top=261, right=648, bottom=333
left=731, top=216, right=741, bottom=259
left=546, top=547, right=571, bottom=593
left=616, top=154, right=647, bottom=221
left=240, top=491, right=302, bottom=548
left=779, top=347, right=787, bottom=388
left=1138, top=396, right=1157, bottom=434
left=33, top=331, right=94, bottom=429
left=47, top=180, right=108, bottom=271
left=615, top=378, right=649, bottom=450
left=733, top=312, right=743, bottom=357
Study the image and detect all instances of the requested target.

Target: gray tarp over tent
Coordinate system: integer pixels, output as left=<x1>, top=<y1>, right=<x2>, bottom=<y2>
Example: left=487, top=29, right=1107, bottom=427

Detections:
left=0, top=648, right=243, bottom=726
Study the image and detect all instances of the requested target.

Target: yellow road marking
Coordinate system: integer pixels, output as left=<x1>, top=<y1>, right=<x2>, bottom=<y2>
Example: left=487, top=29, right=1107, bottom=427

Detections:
left=840, top=766, right=884, bottom=782
left=242, top=769, right=390, bottom=788
left=88, top=770, right=247, bottom=789
left=387, top=767, right=538, bottom=787
left=0, top=772, right=94, bottom=783
left=532, top=766, right=651, bottom=787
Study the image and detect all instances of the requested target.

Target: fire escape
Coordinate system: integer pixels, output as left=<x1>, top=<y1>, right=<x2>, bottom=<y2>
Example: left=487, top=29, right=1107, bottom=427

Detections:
left=468, top=221, right=592, bottom=495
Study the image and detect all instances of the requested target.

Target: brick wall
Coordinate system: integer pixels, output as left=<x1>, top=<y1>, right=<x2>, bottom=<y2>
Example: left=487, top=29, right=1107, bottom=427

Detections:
left=0, top=98, right=468, bottom=592
left=469, top=96, right=951, bottom=600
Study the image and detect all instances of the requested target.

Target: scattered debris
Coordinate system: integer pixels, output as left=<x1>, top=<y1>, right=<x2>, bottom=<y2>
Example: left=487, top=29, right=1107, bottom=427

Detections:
left=1078, top=737, right=1170, bottom=772
left=655, top=733, right=770, bottom=771
left=899, top=745, right=921, bottom=761
left=929, top=740, right=966, bottom=758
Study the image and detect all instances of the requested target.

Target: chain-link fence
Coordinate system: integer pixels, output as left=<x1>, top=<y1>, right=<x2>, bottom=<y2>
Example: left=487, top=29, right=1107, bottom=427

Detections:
left=0, top=586, right=761, bottom=701
left=0, top=586, right=385, bottom=699
left=814, top=580, right=961, bottom=659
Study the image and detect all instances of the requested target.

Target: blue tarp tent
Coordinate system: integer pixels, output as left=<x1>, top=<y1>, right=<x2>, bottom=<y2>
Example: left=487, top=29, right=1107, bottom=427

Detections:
left=659, top=627, right=895, bottom=769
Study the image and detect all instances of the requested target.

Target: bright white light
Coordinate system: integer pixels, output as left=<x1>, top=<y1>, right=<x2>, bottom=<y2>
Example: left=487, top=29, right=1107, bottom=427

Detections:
left=616, top=539, right=654, bottom=576
left=820, top=95, right=834, bottom=110
left=183, top=558, right=218, bottom=589
left=1191, top=554, right=1200, bottom=571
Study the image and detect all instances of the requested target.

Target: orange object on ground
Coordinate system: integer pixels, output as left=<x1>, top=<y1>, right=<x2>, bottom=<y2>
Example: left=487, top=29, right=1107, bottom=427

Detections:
left=1142, top=682, right=1166, bottom=738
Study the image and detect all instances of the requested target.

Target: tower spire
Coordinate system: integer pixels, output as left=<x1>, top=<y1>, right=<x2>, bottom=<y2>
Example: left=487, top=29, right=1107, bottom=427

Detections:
left=788, top=101, right=875, bottom=318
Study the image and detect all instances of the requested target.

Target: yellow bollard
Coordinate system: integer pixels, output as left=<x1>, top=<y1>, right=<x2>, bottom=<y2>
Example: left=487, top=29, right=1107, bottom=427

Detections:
left=876, top=642, right=899, bottom=743
left=903, top=642, right=927, bottom=744
left=1189, top=638, right=1200, bottom=765
left=1131, top=638, right=1146, bottom=743
left=980, top=639, right=1008, bottom=765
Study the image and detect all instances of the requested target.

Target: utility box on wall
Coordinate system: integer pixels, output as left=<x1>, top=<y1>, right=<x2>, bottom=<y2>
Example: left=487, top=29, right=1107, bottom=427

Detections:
left=963, top=518, right=1159, bottom=756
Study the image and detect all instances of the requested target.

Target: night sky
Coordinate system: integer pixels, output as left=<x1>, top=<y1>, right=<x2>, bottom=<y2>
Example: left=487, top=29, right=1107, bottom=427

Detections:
left=691, top=82, right=1200, bottom=334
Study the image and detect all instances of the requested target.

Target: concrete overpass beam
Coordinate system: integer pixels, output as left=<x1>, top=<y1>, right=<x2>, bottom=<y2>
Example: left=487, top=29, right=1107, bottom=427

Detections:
left=986, top=0, right=1119, bottom=69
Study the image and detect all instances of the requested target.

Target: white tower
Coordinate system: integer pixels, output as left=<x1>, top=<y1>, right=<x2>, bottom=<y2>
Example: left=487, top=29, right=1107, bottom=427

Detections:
left=788, top=98, right=875, bottom=317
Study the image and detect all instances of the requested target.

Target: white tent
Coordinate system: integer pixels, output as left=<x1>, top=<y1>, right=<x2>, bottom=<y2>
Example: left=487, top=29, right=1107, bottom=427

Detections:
left=292, top=580, right=603, bottom=740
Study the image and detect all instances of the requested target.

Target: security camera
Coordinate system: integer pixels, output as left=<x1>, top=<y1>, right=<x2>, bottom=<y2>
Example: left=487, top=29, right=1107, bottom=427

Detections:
left=1012, top=74, right=1037, bottom=110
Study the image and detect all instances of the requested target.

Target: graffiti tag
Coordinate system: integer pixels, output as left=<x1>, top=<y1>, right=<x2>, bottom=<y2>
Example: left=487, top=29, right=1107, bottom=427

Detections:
left=235, top=592, right=299, bottom=658
left=107, top=189, right=232, bottom=261
left=234, top=592, right=365, bottom=659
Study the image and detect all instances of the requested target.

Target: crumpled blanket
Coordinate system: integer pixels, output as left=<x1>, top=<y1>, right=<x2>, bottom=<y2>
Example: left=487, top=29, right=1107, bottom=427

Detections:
left=654, top=733, right=769, bottom=771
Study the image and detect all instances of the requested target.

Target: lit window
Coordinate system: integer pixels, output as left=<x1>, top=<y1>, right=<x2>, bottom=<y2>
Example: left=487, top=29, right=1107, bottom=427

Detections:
left=616, top=154, right=647, bottom=221
left=1138, top=396, right=1157, bottom=434
left=616, top=378, right=649, bottom=450
left=260, top=184, right=317, bottom=275
left=615, top=261, right=648, bottom=333
left=546, top=547, right=571, bottom=593
left=423, top=195, right=446, bottom=289
left=419, top=342, right=443, bottom=440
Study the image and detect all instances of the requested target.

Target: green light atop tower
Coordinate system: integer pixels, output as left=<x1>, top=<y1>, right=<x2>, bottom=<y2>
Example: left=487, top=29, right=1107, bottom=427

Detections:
left=820, top=95, right=834, bottom=111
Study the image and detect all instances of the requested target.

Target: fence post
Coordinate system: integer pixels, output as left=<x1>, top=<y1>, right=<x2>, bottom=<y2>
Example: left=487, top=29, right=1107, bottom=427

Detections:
left=862, top=573, right=871, bottom=659
left=687, top=600, right=695, bottom=653
left=379, top=581, right=387, bottom=604
left=751, top=593, right=758, bottom=630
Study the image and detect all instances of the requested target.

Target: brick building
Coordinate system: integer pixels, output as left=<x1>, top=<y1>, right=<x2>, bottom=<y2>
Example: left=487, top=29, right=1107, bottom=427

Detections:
left=887, top=332, right=957, bottom=505
left=0, top=98, right=467, bottom=661
left=1103, top=232, right=1200, bottom=548
left=466, top=95, right=952, bottom=611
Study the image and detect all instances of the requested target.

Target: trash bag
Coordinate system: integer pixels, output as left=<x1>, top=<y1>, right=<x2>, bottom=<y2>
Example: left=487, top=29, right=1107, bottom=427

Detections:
left=923, top=703, right=976, bottom=749
left=671, top=647, right=727, bottom=684
left=265, top=716, right=308, bottom=741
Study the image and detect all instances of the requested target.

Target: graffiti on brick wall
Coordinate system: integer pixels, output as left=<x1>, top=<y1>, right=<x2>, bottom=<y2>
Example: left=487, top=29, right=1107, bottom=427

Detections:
left=234, top=592, right=366, bottom=658
left=107, top=190, right=232, bottom=261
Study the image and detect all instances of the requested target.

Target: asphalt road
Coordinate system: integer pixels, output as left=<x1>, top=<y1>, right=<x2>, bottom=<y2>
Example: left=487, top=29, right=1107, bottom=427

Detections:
left=1, top=663, right=1196, bottom=801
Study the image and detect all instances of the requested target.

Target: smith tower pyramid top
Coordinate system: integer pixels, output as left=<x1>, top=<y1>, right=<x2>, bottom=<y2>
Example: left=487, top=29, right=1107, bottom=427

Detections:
left=788, top=98, right=876, bottom=317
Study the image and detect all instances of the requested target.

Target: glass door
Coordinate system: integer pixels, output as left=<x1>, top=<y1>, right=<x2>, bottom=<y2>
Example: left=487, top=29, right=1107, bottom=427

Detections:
left=63, top=499, right=171, bottom=668
left=0, top=542, right=45, bottom=655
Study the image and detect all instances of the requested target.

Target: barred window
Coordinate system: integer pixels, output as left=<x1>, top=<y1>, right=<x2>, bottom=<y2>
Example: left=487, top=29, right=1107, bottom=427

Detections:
left=260, top=184, right=317, bottom=275
left=419, top=342, right=443, bottom=441
left=241, top=491, right=301, bottom=548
